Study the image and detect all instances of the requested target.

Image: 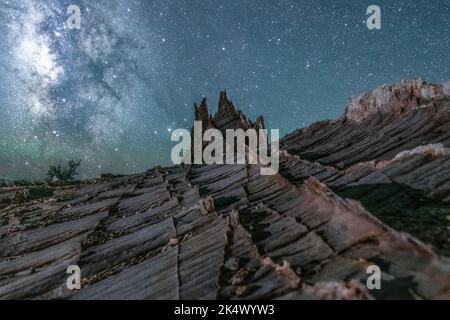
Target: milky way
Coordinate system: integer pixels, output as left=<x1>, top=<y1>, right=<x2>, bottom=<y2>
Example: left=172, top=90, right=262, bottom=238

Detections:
left=0, top=0, right=449, bottom=180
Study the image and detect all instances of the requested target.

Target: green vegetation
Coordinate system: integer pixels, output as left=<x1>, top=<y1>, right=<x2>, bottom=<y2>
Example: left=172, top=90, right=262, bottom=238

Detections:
left=334, top=183, right=450, bottom=257
left=46, top=160, right=81, bottom=182
left=28, top=186, right=54, bottom=200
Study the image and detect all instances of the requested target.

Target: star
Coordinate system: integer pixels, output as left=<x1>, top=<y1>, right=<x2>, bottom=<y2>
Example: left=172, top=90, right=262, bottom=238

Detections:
left=0, top=0, right=448, bottom=180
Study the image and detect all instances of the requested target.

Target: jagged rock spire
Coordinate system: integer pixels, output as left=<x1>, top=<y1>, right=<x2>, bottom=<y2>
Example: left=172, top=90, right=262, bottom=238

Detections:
left=192, top=91, right=265, bottom=132
left=194, top=97, right=210, bottom=123
left=254, top=116, right=265, bottom=130
left=218, top=90, right=232, bottom=110
left=212, top=90, right=264, bottom=131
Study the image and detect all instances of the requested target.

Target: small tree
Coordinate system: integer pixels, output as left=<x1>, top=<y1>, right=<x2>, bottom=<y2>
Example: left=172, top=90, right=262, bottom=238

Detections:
left=47, top=160, right=81, bottom=182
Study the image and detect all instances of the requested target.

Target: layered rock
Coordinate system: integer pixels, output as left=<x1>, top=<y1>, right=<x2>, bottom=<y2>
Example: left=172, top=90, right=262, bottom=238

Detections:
left=344, top=79, right=449, bottom=122
left=280, top=79, right=450, bottom=258
left=281, top=80, right=450, bottom=168
left=1, top=81, right=450, bottom=300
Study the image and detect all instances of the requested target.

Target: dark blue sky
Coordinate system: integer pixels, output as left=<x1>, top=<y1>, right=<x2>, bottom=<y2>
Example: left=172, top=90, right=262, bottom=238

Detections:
left=0, top=0, right=449, bottom=180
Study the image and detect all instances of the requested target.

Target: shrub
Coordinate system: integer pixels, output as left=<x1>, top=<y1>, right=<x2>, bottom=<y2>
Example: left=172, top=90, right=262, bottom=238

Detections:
left=47, top=160, right=81, bottom=182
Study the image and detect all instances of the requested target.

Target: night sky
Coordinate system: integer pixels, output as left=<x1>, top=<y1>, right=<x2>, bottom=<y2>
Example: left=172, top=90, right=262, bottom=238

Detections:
left=0, top=0, right=449, bottom=180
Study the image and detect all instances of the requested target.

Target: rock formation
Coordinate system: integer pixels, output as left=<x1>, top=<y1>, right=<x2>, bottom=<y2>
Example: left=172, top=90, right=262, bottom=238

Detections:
left=1, top=80, right=450, bottom=300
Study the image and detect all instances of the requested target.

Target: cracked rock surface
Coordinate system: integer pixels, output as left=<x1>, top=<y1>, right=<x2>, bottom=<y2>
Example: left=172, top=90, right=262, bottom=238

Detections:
left=1, top=80, right=450, bottom=300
